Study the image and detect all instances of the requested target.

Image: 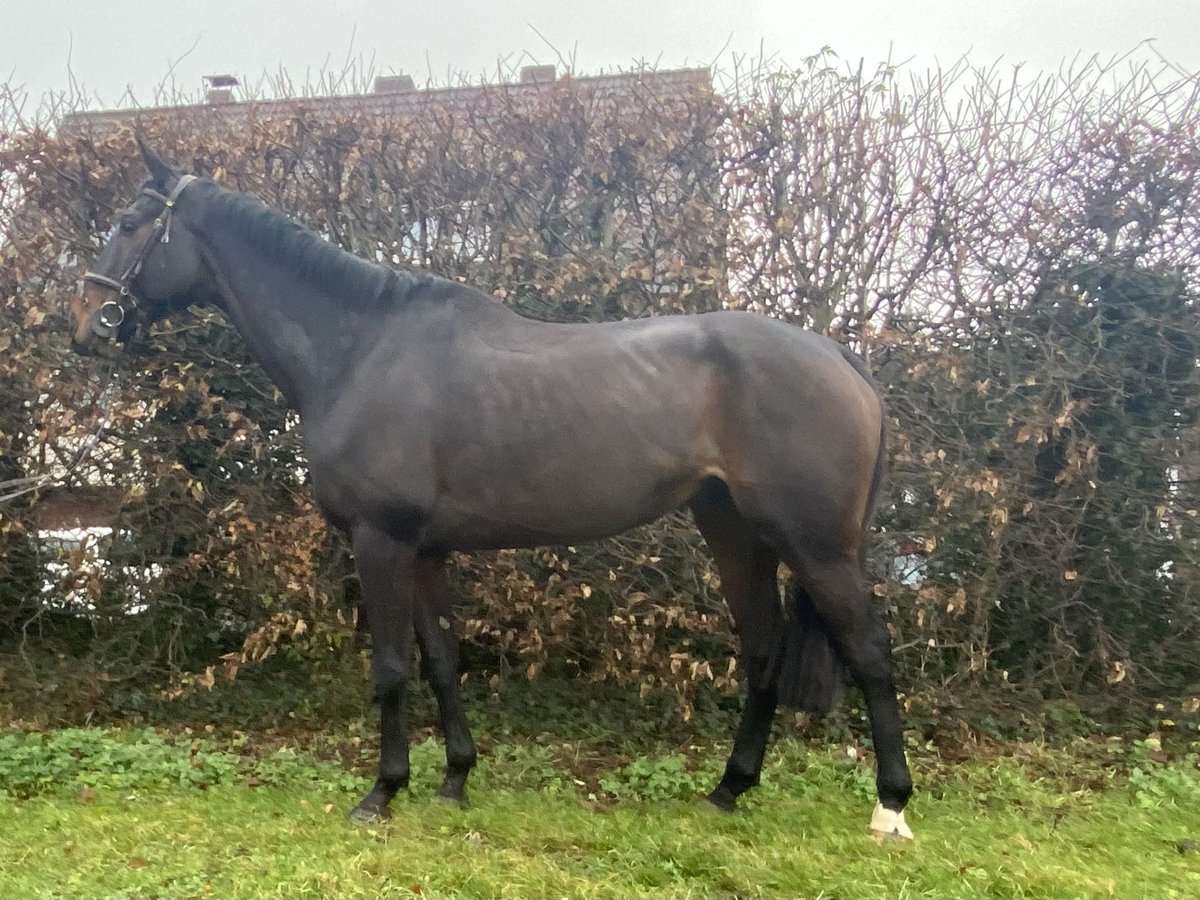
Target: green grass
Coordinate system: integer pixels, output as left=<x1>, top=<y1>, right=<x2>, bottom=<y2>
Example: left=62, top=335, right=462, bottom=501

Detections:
left=1, top=726, right=1198, bottom=898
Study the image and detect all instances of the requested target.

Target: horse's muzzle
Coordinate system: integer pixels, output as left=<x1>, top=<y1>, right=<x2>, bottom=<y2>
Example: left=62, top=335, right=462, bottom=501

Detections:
left=69, top=313, right=112, bottom=355
left=70, top=328, right=101, bottom=356
left=70, top=302, right=136, bottom=354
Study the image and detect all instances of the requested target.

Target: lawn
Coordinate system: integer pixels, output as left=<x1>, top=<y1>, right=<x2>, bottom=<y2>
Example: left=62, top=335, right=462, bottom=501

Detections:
left=1, top=724, right=1197, bottom=898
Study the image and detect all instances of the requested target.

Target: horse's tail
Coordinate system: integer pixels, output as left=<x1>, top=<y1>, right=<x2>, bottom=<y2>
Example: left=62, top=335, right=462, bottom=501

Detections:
left=774, top=346, right=886, bottom=712
left=774, top=581, right=846, bottom=712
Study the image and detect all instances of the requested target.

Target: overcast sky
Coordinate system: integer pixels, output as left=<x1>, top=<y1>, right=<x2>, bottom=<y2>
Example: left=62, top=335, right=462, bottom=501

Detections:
left=6, top=0, right=1199, bottom=112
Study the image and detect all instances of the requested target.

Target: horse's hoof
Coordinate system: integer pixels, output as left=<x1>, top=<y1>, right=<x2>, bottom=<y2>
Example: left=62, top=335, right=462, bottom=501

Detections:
left=868, top=802, right=913, bottom=840
left=434, top=789, right=467, bottom=808
left=349, top=803, right=391, bottom=826
left=706, top=788, right=737, bottom=813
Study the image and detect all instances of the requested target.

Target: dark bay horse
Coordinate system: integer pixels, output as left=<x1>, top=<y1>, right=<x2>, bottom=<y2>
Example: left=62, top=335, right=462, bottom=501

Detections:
left=71, top=142, right=913, bottom=838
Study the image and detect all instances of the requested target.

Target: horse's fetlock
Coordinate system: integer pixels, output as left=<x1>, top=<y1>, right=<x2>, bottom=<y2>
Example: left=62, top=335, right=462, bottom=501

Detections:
left=448, top=746, right=477, bottom=773
left=378, top=766, right=410, bottom=790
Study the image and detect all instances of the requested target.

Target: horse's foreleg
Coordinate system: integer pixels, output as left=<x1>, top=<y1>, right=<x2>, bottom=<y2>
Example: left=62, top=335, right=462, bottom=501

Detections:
left=414, top=556, right=477, bottom=804
left=349, top=526, right=417, bottom=823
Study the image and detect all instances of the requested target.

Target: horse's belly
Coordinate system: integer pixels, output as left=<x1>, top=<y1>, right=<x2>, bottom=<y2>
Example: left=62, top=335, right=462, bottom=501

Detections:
left=423, top=458, right=717, bottom=551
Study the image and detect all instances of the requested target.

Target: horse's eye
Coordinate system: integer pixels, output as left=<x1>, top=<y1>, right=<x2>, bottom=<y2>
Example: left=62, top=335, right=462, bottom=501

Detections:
left=119, top=217, right=136, bottom=233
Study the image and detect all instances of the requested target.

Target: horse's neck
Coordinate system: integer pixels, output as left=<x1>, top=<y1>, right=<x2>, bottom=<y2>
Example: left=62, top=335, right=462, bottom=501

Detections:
left=202, top=230, right=382, bottom=415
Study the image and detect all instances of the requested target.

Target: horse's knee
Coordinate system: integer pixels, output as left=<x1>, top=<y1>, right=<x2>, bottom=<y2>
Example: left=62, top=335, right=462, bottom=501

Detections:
left=371, top=651, right=410, bottom=700
left=421, top=638, right=460, bottom=682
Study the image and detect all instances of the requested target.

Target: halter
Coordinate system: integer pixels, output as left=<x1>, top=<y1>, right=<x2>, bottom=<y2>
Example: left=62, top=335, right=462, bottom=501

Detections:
left=82, top=174, right=197, bottom=334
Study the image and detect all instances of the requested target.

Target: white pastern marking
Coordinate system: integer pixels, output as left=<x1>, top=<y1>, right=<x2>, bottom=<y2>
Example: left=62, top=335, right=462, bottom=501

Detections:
left=869, top=802, right=914, bottom=840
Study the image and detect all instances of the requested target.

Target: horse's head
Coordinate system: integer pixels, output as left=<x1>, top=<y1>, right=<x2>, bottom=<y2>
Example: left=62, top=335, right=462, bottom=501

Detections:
left=71, top=140, right=211, bottom=353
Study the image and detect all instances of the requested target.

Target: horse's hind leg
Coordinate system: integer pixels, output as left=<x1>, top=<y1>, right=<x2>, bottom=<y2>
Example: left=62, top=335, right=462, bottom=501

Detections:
left=691, top=482, right=783, bottom=812
left=413, top=555, right=477, bottom=804
left=791, top=551, right=913, bottom=837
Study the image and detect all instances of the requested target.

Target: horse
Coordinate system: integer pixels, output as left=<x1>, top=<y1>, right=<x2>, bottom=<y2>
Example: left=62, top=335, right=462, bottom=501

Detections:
left=70, top=141, right=913, bottom=838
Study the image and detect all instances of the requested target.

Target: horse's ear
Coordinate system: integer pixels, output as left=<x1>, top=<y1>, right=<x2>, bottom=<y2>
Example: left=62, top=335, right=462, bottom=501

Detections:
left=136, top=136, right=177, bottom=187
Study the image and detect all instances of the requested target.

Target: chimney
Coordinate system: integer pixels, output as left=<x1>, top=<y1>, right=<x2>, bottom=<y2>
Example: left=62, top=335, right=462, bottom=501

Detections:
left=203, top=74, right=239, bottom=105
left=520, top=65, right=556, bottom=86
left=374, top=74, right=416, bottom=94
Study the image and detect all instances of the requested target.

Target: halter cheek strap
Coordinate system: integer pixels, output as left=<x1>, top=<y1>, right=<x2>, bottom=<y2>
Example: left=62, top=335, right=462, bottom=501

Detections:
left=82, top=174, right=197, bottom=333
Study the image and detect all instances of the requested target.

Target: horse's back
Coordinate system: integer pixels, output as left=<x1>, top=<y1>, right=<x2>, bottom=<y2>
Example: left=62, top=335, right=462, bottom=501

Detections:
left=431, top=299, right=884, bottom=547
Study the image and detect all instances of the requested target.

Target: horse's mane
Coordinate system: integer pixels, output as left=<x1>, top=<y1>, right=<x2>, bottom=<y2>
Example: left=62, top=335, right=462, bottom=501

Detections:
left=192, top=179, right=421, bottom=306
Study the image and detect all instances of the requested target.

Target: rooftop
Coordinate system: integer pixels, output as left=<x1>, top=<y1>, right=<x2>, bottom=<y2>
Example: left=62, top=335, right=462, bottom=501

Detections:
left=60, top=66, right=712, bottom=134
